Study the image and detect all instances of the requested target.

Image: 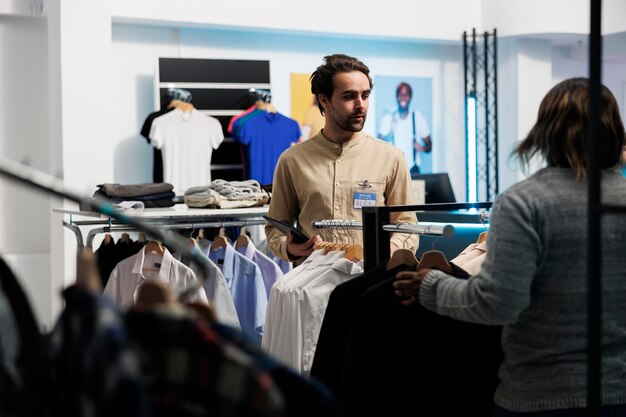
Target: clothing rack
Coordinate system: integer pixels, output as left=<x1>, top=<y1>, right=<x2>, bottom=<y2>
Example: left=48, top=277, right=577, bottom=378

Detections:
left=57, top=206, right=268, bottom=249
left=361, top=202, right=492, bottom=271
left=311, top=219, right=455, bottom=238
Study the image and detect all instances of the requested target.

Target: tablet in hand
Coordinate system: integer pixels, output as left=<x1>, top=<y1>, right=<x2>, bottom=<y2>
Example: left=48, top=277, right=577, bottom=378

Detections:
left=263, top=215, right=310, bottom=244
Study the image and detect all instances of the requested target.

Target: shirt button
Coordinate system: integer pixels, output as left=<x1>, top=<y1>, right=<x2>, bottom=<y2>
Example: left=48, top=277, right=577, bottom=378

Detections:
left=337, top=160, right=341, bottom=163
left=336, top=182, right=340, bottom=187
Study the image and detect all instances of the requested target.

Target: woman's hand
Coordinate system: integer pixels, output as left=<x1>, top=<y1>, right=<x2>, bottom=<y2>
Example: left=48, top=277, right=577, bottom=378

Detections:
left=393, top=268, right=433, bottom=305
left=286, top=232, right=322, bottom=258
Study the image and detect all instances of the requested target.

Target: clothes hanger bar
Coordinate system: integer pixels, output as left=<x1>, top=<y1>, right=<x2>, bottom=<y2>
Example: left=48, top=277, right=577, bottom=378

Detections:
left=382, top=223, right=455, bottom=238
left=0, top=156, right=211, bottom=301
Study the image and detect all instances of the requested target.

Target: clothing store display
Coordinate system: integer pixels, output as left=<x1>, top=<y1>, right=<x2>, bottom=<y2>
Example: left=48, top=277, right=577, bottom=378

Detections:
left=234, top=111, right=301, bottom=185
left=149, top=109, right=224, bottom=195
left=266, top=131, right=418, bottom=262
left=103, top=247, right=208, bottom=308
left=207, top=243, right=267, bottom=345
left=419, top=168, right=626, bottom=412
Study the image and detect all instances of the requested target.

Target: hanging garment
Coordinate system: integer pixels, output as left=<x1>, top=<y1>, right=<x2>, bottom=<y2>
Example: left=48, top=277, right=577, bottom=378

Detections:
left=235, top=240, right=283, bottom=298
left=339, top=271, right=502, bottom=417
left=149, top=109, right=224, bottom=195
left=234, top=111, right=301, bottom=185
left=103, top=247, right=208, bottom=308
left=175, top=244, right=240, bottom=329
left=263, top=250, right=363, bottom=373
left=207, top=243, right=267, bottom=345
left=140, top=107, right=174, bottom=183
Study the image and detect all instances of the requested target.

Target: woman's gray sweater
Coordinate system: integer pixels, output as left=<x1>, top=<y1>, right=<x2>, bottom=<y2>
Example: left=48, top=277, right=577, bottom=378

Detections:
left=419, top=167, right=626, bottom=412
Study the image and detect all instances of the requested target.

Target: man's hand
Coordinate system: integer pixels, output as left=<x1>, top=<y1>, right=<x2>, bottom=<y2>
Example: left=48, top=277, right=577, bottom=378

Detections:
left=392, top=268, right=433, bottom=305
left=286, top=232, right=322, bottom=258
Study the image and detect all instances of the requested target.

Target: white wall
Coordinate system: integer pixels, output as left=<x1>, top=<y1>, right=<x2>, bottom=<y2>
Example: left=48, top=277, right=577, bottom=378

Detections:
left=0, top=15, right=54, bottom=328
left=482, top=0, right=626, bottom=37
left=111, top=0, right=481, bottom=43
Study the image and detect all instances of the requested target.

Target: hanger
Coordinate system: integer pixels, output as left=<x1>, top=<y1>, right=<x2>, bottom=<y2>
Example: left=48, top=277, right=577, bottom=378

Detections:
left=418, top=250, right=454, bottom=274
left=476, top=231, right=488, bottom=244
left=137, top=233, right=146, bottom=244
left=343, top=243, right=364, bottom=262
left=102, top=234, right=113, bottom=245
left=144, top=240, right=164, bottom=256
left=75, top=247, right=102, bottom=292
left=386, top=248, right=418, bottom=271
left=119, top=233, right=131, bottom=244
left=210, top=235, right=229, bottom=251
left=235, top=234, right=250, bottom=250
left=168, top=99, right=195, bottom=112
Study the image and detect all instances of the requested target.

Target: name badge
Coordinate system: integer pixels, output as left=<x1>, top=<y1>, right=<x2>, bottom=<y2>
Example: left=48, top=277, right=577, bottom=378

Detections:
left=353, top=191, right=377, bottom=209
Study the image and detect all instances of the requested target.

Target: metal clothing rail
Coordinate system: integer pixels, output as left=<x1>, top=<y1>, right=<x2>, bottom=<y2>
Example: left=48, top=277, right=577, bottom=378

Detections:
left=0, top=156, right=212, bottom=302
left=61, top=218, right=266, bottom=249
left=361, top=202, right=492, bottom=271
left=311, top=219, right=455, bottom=239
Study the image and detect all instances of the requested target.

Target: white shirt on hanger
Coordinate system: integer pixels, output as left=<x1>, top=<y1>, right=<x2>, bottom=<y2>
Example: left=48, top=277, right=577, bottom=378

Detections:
left=149, top=109, right=224, bottom=195
left=103, top=247, right=208, bottom=308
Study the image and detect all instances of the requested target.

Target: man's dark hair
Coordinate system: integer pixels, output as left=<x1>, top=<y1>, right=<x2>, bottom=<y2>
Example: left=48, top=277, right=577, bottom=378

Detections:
left=310, top=54, right=373, bottom=115
left=396, top=82, right=412, bottom=97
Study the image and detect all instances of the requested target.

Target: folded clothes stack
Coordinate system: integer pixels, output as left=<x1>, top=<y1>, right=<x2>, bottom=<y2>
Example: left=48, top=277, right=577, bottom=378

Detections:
left=184, top=179, right=270, bottom=209
left=92, top=182, right=176, bottom=208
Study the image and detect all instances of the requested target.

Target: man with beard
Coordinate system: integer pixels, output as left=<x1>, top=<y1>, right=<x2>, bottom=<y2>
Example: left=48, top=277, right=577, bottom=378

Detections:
left=266, top=54, right=418, bottom=263
left=378, top=82, right=432, bottom=175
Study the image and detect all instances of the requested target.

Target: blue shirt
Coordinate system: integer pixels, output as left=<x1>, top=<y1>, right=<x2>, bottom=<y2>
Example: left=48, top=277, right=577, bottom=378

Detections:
left=236, top=112, right=301, bottom=185
left=236, top=241, right=283, bottom=298
left=208, top=243, right=267, bottom=345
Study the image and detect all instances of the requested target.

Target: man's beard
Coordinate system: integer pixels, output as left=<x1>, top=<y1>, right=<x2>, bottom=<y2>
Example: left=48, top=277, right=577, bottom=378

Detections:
left=332, top=111, right=366, bottom=132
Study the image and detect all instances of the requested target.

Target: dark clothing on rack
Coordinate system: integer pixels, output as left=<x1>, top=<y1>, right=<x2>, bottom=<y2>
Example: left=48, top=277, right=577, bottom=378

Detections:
left=339, top=272, right=502, bottom=417
left=140, top=108, right=174, bottom=183
left=310, top=263, right=408, bottom=396
left=94, top=236, right=117, bottom=287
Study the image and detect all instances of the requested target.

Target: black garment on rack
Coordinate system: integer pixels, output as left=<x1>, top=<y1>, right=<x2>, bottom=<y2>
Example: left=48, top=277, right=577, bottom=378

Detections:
left=94, top=236, right=117, bottom=287
left=140, top=108, right=174, bottom=183
left=338, top=271, right=502, bottom=417
left=310, top=262, right=409, bottom=396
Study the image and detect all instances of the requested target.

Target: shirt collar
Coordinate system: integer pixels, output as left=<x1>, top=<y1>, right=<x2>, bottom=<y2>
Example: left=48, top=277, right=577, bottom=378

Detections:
left=209, top=243, right=236, bottom=281
left=314, top=130, right=366, bottom=154
left=131, top=247, right=175, bottom=282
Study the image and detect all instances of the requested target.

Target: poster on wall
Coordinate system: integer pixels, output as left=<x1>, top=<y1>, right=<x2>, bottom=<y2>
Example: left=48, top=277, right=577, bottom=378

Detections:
left=375, top=76, right=433, bottom=175
left=290, top=73, right=325, bottom=141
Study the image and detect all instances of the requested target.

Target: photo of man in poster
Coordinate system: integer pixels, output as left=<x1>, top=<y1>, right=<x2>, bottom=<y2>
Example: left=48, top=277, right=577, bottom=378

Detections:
left=377, top=79, right=432, bottom=174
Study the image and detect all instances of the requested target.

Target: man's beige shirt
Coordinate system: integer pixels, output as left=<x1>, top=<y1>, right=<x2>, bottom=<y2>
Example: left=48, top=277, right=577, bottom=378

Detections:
left=266, top=131, right=418, bottom=262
